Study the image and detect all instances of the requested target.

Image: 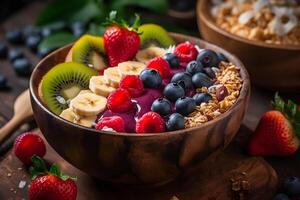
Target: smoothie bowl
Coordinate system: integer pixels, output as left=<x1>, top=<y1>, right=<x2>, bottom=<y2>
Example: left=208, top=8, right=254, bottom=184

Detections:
left=29, top=17, right=250, bottom=185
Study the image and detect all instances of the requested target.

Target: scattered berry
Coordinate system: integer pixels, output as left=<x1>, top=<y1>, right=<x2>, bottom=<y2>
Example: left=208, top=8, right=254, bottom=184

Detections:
left=41, top=27, right=52, bottom=38
left=22, top=26, right=41, bottom=39
left=163, top=82, right=185, bottom=102
left=203, top=67, right=216, bottom=79
left=8, top=48, right=24, bottom=62
left=175, top=97, right=196, bottom=116
left=282, top=176, right=300, bottom=196
left=107, top=88, right=133, bottom=113
left=192, top=72, right=213, bottom=88
left=197, top=49, right=220, bottom=68
left=26, top=35, right=42, bottom=52
left=174, top=42, right=198, bottom=63
left=186, top=60, right=203, bottom=75
left=217, top=52, right=228, bottom=62
left=193, top=93, right=212, bottom=105
left=0, top=43, right=8, bottom=58
left=136, top=112, right=165, bottom=133
left=140, top=68, right=162, bottom=89
left=171, top=72, right=193, bottom=90
left=163, top=53, right=180, bottom=68
left=0, top=74, right=8, bottom=90
left=147, top=57, right=171, bottom=79
left=120, top=75, right=144, bottom=97
left=166, top=113, right=185, bottom=131
left=71, top=21, right=86, bottom=37
left=14, top=132, right=46, bottom=165
left=95, top=116, right=125, bottom=132
left=151, top=98, right=172, bottom=116
left=273, top=193, right=290, bottom=200
left=5, top=29, right=23, bottom=44
left=13, top=58, right=32, bottom=76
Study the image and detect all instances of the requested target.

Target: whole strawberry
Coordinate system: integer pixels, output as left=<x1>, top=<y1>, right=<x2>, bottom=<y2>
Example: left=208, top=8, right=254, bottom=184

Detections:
left=28, top=156, right=77, bottom=200
left=248, top=94, right=300, bottom=156
left=104, top=11, right=140, bottom=66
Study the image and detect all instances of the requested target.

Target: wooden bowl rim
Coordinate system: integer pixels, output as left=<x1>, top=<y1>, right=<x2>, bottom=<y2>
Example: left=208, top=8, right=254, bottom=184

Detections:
left=197, top=0, right=300, bottom=50
left=30, top=33, right=250, bottom=138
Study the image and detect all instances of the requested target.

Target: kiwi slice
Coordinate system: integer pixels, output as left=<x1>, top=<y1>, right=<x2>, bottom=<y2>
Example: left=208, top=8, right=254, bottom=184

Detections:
left=72, top=35, right=107, bottom=71
left=139, top=24, right=175, bottom=49
left=41, top=62, right=98, bottom=115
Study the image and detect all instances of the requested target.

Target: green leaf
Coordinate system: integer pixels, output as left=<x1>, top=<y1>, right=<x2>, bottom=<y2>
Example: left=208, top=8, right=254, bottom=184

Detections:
left=49, top=164, right=61, bottom=177
left=31, top=156, right=47, bottom=173
left=111, top=0, right=168, bottom=14
left=286, top=100, right=297, bottom=118
left=69, top=2, right=104, bottom=23
left=38, top=32, right=77, bottom=51
left=87, top=23, right=106, bottom=36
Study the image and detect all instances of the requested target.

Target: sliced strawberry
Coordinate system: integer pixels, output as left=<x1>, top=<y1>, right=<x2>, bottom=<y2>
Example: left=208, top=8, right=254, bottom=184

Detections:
left=120, top=75, right=144, bottom=97
left=147, top=57, right=171, bottom=79
left=95, top=116, right=125, bottom=132
left=174, top=43, right=198, bottom=64
left=136, top=112, right=165, bottom=133
left=107, top=88, right=133, bottom=113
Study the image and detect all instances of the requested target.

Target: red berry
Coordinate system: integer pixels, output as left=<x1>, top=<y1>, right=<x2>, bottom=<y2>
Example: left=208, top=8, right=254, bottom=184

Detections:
left=107, top=88, right=133, bottom=113
left=147, top=57, right=171, bottom=79
left=120, top=75, right=144, bottom=97
left=14, top=132, right=46, bottom=165
left=174, top=43, right=198, bottom=64
left=136, top=112, right=165, bottom=133
left=95, top=116, right=125, bottom=132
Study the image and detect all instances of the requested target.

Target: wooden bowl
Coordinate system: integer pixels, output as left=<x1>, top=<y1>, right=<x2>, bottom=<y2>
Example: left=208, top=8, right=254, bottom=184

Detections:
left=29, top=33, right=250, bottom=185
left=197, top=0, right=300, bottom=91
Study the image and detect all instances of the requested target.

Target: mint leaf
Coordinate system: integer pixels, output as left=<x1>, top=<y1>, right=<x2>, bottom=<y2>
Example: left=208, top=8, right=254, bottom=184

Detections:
left=111, top=0, right=168, bottom=14
left=31, top=156, right=47, bottom=173
left=38, top=32, right=77, bottom=51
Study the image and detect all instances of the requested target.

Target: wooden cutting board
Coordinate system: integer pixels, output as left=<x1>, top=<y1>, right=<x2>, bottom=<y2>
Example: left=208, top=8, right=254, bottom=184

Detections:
left=0, top=125, right=278, bottom=200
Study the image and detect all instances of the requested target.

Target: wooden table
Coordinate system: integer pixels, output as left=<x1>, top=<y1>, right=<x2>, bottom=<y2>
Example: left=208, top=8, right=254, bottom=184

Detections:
left=1, top=1, right=300, bottom=199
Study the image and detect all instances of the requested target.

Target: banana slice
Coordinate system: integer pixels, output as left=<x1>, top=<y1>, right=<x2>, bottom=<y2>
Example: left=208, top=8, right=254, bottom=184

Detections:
left=118, top=61, right=146, bottom=77
left=89, top=76, right=116, bottom=97
left=103, top=67, right=122, bottom=87
left=60, top=108, right=96, bottom=128
left=78, top=90, right=93, bottom=95
left=136, top=47, right=167, bottom=64
left=69, top=93, right=107, bottom=117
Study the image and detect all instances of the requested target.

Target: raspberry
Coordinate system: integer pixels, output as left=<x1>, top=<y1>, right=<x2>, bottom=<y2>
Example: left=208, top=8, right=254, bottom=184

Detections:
left=174, top=43, right=198, bottom=64
left=95, top=116, right=125, bottom=132
left=14, top=132, right=46, bottom=165
left=107, top=88, right=133, bottom=113
left=120, top=75, right=144, bottom=97
left=147, top=57, right=171, bottom=79
left=136, top=112, right=165, bottom=133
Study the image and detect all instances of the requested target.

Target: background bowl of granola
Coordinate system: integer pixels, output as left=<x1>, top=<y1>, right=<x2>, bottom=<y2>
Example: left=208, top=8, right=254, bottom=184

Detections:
left=197, top=0, right=300, bottom=91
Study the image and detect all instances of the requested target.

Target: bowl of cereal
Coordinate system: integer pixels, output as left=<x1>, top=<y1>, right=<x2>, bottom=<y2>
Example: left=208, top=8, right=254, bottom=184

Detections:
left=197, top=0, right=300, bottom=91
left=30, top=20, right=250, bottom=185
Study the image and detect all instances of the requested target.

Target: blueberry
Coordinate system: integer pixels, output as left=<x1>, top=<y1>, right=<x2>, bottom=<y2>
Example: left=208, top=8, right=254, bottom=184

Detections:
left=171, top=72, right=193, bottom=89
left=186, top=60, right=203, bottom=75
left=5, top=29, right=23, bottom=44
left=151, top=98, right=172, bottom=116
left=0, top=74, right=8, bottom=90
left=0, top=43, right=8, bottom=58
left=8, top=48, right=24, bottom=62
left=193, top=93, right=212, bottom=105
left=26, top=35, right=42, bottom=52
left=217, top=52, right=228, bottom=62
left=175, top=96, right=196, bottom=116
left=37, top=48, right=55, bottom=58
left=283, top=176, right=300, bottom=196
left=140, top=68, right=162, bottom=88
left=197, top=49, right=220, bottom=68
left=163, top=82, right=185, bottom=102
left=22, top=26, right=41, bottom=39
left=273, top=193, right=290, bottom=200
left=166, top=113, right=185, bottom=131
left=192, top=73, right=213, bottom=88
left=71, top=22, right=86, bottom=37
left=13, top=58, right=31, bottom=76
left=163, top=53, right=180, bottom=68
left=41, top=21, right=67, bottom=37
left=203, top=67, right=216, bottom=79
left=41, top=27, right=52, bottom=38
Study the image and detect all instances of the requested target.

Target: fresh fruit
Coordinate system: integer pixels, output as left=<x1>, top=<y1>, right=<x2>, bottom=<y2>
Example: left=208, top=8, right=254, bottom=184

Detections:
left=174, top=42, right=198, bottom=64
left=192, top=72, right=213, bottom=88
left=14, top=132, right=46, bottom=165
left=186, top=60, right=203, bottom=75
left=104, top=11, right=140, bottom=66
left=0, top=43, right=8, bottom=58
left=136, top=46, right=167, bottom=63
left=107, top=88, right=133, bottom=113
left=103, top=66, right=122, bottom=87
left=151, top=98, right=172, bottom=116
left=119, top=75, right=144, bottom=97
left=147, top=57, right=171, bottom=79
left=139, top=68, right=162, bottom=89
left=273, top=193, right=290, bottom=200
left=163, top=53, right=180, bottom=68
left=163, top=82, right=185, bottom=102
left=203, top=67, right=216, bottom=79
left=217, top=52, right=228, bottom=62
left=22, top=26, right=41, bottom=39
left=175, top=97, right=196, bottom=116
left=248, top=94, right=300, bottom=156
left=28, top=156, right=77, bottom=200
left=41, top=21, right=67, bottom=37
left=60, top=108, right=96, bottom=127
left=166, top=113, right=185, bottom=131
left=89, top=76, right=116, bottom=97
left=193, top=93, right=212, bottom=105
left=70, top=92, right=107, bottom=117
left=8, top=48, right=24, bottom=61
left=171, top=72, right=193, bottom=89
left=0, top=74, right=8, bottom=90
left=136, top=111, right=165, bottom=133
left=118, top=61, right=146, bottom=77
left=6, top=29, right=23, bottom=44
left=41, top=62, right=98, bottom=115
left=95, top=116, right=125, bottom=132
left=197, top=49, right=220, bottom=68
left=138, top=24, right=175, bottom=48
left=12, top=58, right=31, bottom=76
left=282, top=176, right=300, bottom=196
left=26, top=35, right=42, bottom=52
left=72, top=35, right=107, bottom=71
